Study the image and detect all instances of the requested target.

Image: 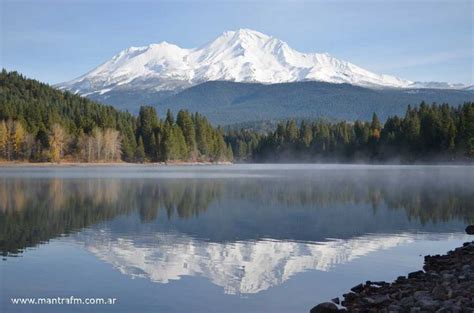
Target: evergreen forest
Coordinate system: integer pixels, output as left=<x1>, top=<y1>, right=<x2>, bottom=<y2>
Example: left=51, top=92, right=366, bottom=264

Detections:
left=1, top=70, right=472, bottom=163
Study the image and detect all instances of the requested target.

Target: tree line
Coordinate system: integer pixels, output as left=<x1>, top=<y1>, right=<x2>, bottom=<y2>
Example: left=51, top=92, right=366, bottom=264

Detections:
left=1, top=70, right=472, bottom=163
left=225, top=102, right=474, bottom=162
left=0, top=70, right=232, bottom=163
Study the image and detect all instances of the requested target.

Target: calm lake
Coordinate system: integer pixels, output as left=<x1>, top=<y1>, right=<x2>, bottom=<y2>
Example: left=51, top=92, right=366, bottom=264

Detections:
left=1, top=164, right=473, bottom=313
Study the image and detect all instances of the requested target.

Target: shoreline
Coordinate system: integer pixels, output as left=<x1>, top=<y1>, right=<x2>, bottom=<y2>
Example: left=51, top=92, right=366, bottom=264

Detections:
left=311, top=228, right=474, bottom=313
left=0, top=161, right=473, bottom=168
left=0, top=161, right=233, bottom=167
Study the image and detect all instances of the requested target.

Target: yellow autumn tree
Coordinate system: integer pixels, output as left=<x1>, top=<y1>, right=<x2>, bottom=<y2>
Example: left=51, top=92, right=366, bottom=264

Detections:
left=103, top=128, right=121, bottom=161
left=0, top=121, right=7, bottom=160
left=49, top=124, right=69, bottom=162
left=78, top=131, right=94, bottom=162
left=11, top=120, right=26, bottom=160
left=92, top=127, right=103, bottom=161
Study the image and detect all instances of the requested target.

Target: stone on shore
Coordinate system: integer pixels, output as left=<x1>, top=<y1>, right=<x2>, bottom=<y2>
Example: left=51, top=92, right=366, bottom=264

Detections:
left=310, top=302, right=339, bottom=313
left=466, top=225, right=474, bottom=235
left=310, top=241, right=474, bottom=312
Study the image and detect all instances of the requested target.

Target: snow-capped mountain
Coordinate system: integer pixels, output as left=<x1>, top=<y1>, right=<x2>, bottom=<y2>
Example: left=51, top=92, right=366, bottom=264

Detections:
left=58, top=29, right=464, bottom=96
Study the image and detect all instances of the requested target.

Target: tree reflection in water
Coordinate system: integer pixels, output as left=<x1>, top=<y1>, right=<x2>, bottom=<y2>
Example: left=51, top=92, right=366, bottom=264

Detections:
left=1, top=166, right=473, bottom=256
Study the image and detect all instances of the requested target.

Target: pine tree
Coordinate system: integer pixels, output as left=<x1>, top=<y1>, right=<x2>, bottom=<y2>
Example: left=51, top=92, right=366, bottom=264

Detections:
left=166, top=109, right=174, bottom=125
left=177, top=110, right=197, bottom=160
left=237, top=140, right=247, bottom=160
left=162, top=123, right=176, bottom=161
left=195, top=113, right=211, bottom=157
left=119, top=121, right=137, bottom=162
left=300, top=121, right=313, bottom=148
left=285, top=120, right=299, bottom=143
left=174, top=126, right=188, bottom=160
left=137, top=106, right=159, bottom=160
left=226, top=143, right=234, bottom=161
left=135, top=136, right=146, bottom=163
left=370, top=113, right=382, bottom=140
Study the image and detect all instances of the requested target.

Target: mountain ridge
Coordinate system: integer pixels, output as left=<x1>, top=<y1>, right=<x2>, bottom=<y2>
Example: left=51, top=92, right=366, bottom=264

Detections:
left=58, top=29, right=467, bottom=97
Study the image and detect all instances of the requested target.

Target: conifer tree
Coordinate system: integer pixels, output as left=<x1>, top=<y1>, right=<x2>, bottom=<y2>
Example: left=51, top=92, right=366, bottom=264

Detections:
left=285, top=120, right=299, bottom=143
left=195, top=113, right=211, bottom=157
left=177, top=110, right=197, bottom=160
left=301, top=121, right=313, bottom=148
left=135, top=136, right=146, bottom=163
left=370, top=113, right=382, bottom=140
left=174, top=125, right=188, bottom=160
left=137, top=106, right=159, bottom=160
left=166, top=109, right=174, bottom=125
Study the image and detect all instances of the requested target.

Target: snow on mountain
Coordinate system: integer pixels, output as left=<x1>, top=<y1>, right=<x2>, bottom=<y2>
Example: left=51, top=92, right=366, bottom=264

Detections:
left=58, top=29, right=466, bottom=96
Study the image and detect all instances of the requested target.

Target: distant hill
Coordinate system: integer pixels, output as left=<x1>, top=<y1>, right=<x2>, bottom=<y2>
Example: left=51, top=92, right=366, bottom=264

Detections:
left=88, top=81, right=474, bottom=125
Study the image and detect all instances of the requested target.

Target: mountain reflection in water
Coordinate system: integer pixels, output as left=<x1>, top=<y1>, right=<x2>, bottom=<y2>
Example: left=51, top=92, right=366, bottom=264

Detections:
left=1, top=165, right=472, bottom=295
left=78, top=229, right=462, bottom=295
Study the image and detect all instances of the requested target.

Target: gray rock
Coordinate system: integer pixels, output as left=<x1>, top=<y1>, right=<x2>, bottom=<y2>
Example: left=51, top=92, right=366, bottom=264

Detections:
left=350, top=283, right=364, bottom=293
left=408, top=270, right=424, bottom=279
left=417, top=298, right=440, bottom=310
left=396, top=276, right=407, bottom=283
left=388, top=304, right=401, bottom=312
left=432, top=285, right=447, bottom=300
left=446, top=287, right=453, bottom=299
left=438, top=304, right=461, bottom=313
left=371, top=281, right=387, bottom=286
left=311, top=241, right=474, bottom=313
left=343, top=292, right=358, bottom=301
left=364, top=294, right=391, bottom=305
left=399, top=296, right=415, bottom=307
left=331, top=297, right=339, bottom=305
left=442, top=273, right=454, bottom=280
left=310, top=302, right=339, bottom=313
left=465, top=225, right=474, bottom=235
left=413, top=291, right=430, bottom=300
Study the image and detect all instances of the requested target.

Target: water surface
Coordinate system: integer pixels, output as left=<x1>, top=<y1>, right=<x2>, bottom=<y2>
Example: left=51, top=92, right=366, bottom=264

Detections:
left=1, top=164, right=473, bottom=312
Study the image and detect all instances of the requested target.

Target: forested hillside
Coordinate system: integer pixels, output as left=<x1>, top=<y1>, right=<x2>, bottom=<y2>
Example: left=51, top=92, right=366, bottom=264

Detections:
left=121, top=81, right=473, bottom=124
left=0, top=70, right=232, bottom=163
left=226, top=102, right=474, bottom=162
left=1, top=70, right=472, bottom=164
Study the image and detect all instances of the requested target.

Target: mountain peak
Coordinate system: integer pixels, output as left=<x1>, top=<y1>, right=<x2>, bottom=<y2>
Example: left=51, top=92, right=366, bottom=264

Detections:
left=58, top=29, right=466, bottom=96
left=199, top=28, right=275, bottom=54
left=222, top=28, right=269, bottom=39
left=150, top=41, right=175, bottom=48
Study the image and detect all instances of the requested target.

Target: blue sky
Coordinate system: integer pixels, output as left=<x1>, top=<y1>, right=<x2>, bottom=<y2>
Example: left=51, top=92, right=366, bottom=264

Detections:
left=1, top=0, right=472, bottom=85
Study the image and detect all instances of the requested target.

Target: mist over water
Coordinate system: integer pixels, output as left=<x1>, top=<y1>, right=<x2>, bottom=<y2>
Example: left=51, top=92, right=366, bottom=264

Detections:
left=1, top=164, right=473, bottom=312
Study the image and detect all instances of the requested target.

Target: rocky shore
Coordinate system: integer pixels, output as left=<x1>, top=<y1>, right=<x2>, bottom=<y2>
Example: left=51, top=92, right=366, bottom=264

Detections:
left=311, top=227, right=474, bottom=313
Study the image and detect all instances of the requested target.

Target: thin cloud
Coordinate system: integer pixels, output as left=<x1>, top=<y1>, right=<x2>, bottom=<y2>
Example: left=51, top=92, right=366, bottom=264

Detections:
left=374, top=48, right=473, bottom=71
